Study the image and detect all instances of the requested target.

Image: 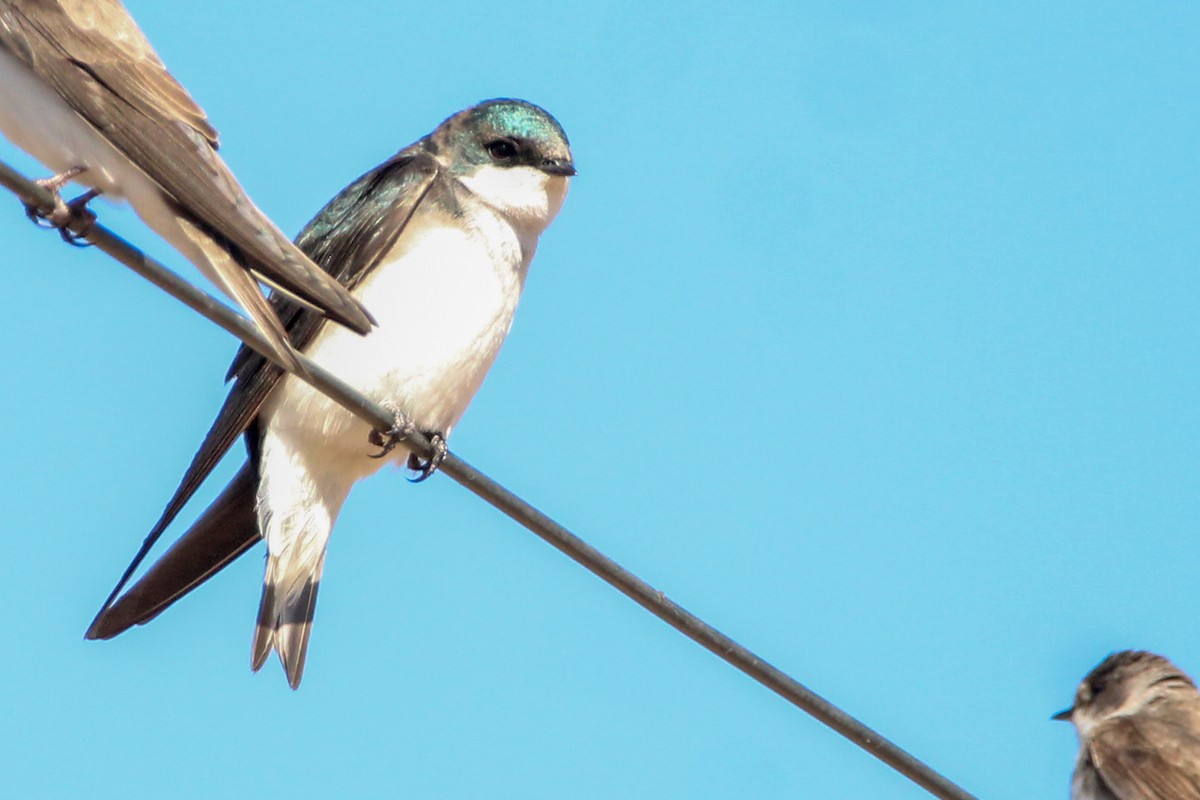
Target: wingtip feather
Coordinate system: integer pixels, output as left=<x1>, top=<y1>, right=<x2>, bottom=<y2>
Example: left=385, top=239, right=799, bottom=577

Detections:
left=86, top=463, right=260, bottom=641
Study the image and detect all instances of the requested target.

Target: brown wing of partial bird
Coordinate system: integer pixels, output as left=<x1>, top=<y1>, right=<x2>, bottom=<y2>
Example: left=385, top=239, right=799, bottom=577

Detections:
left=1088, top=716, right=1200, bottom=800
left=0, top=0, right=374, bottom=334
left=85, top=152, right=441, bottom=639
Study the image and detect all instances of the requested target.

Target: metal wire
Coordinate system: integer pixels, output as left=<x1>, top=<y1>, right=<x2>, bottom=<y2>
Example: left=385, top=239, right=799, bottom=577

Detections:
left=0, top=159, right=979, bottom=800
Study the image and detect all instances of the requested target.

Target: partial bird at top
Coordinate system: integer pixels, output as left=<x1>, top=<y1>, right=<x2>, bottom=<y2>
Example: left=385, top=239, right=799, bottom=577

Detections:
left=0, top=0, right=376, bottom=371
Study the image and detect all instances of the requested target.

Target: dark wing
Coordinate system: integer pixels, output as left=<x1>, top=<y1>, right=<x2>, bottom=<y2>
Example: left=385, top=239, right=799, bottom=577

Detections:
left=1089, top=716, right=1200, bottom=800
left=86, top=152, right=441, bottom=637
left=227, top=151, right=443, bottom=381
left=86, top=462, right=260, bottom=639
left=0, top=0, right=373, bottom=333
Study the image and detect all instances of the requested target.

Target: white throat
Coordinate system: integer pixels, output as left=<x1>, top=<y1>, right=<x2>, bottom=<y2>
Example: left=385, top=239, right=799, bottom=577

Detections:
left=456, top=164, right=569, bottom=234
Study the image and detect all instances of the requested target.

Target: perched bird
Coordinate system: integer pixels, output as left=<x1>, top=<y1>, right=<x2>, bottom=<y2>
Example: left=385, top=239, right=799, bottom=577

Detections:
left=0, top=0, right=374, bottom=371
left=86, top=98, right=575, bottom=689
left=1055, top=650, right=1200, bottom=800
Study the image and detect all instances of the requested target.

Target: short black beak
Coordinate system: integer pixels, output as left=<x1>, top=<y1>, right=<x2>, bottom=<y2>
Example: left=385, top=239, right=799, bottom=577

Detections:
left=1052, top=707, right=1073, bottom=722
left=540, top=158, right=576, bottom=177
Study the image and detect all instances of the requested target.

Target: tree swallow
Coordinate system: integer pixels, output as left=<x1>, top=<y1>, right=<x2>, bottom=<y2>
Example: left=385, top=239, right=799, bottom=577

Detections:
left=86, top=98, right=575, bottom=689
left=1055, top=650, right=1200, bottom=799
left=0, top=0, right=375, bottom=371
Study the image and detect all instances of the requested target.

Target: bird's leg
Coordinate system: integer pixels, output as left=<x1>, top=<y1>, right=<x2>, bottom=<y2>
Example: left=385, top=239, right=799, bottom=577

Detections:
left=24, top=166, right=96, bottom=242
left=368, top=406, right=416, bottom=459
left=406, top=432, right=447, bottom=483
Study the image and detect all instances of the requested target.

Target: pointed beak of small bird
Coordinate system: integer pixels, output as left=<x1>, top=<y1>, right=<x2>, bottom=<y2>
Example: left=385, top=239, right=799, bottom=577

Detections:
left=1052, top=707, right=1074, bottom=722
left=540, top=157, right=577, bottom=177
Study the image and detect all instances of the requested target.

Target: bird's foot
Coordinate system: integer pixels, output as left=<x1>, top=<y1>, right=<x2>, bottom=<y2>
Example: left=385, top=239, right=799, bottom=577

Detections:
left=24, top=168, right=97, bottom=246
left=368, top=409, right=415, bottom=459
left=57, top=190, right=99, bottom=246
left=406, top=432, right=447, bottom=483
left=367, top=409, right=447, bottom=480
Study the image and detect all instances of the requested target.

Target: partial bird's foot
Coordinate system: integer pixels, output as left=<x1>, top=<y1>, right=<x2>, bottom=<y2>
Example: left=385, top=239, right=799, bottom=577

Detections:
left=407, top=432, right=447, bottom=483
left=368, top=408, right=415, bottom=459
left=56, top=190, right=99, bottom=246
left=24, top=167, right=97, bottom=246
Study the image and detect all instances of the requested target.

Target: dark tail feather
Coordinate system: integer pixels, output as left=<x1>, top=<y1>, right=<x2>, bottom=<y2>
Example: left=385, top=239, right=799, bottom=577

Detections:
left=251, top=558, right=323, bottom=690
left=250, top=582, right=277, bottom=674
left=86, top=462, right=261, bottom=640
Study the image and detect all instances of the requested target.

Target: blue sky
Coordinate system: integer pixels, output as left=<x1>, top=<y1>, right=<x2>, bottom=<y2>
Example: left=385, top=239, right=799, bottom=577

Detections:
left=0, top=2, right=1196, bottom=797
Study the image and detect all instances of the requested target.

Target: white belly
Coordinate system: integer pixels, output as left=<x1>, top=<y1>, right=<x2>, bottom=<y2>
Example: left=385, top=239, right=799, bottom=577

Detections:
left=261, top=206, right=531, bottom=477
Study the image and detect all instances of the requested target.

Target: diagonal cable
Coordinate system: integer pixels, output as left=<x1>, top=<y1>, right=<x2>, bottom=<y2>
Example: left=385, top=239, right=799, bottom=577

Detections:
left=0, top=158, right=979, bottom=800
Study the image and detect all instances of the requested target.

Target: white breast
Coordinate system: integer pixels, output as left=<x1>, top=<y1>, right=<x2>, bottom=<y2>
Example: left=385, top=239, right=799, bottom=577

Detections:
left=261, top=203, right=532, bottom=476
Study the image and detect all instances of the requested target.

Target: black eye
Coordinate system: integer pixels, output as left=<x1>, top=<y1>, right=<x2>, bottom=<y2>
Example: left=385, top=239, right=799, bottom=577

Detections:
left=486, top=139, right=518, bottom=160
